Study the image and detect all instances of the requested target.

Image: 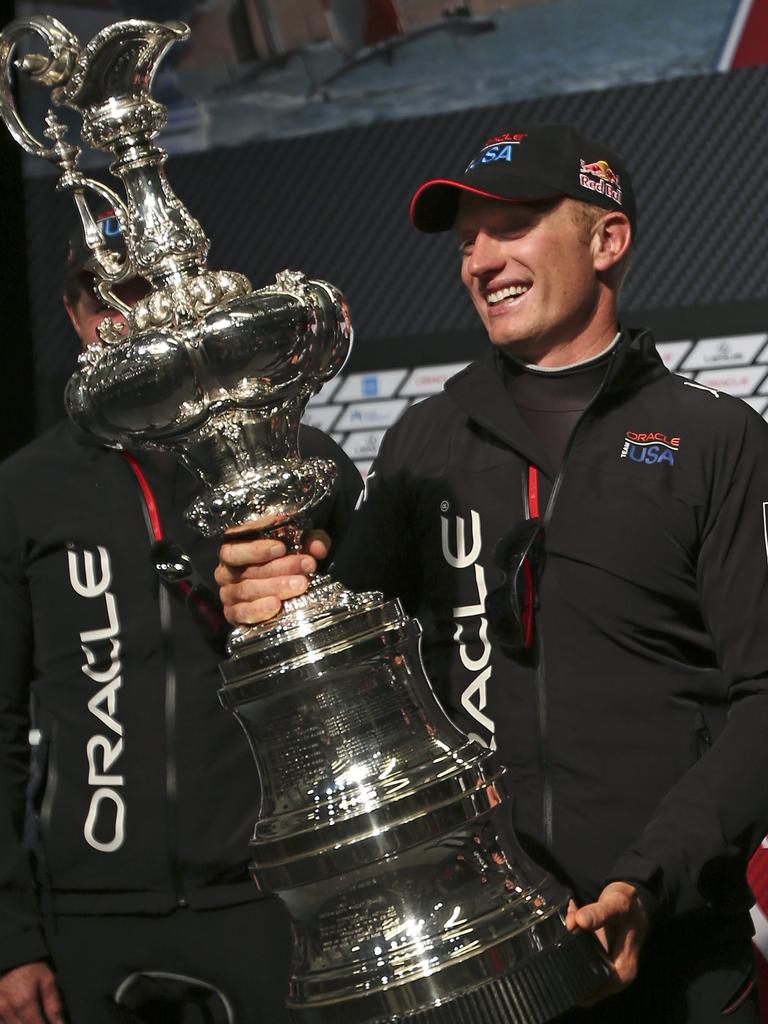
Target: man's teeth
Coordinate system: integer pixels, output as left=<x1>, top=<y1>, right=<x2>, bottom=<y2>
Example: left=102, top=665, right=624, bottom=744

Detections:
left=487, top=284, right=530, bottom=305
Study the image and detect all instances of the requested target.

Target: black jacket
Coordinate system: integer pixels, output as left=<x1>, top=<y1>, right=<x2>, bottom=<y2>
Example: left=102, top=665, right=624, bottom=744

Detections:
left=0, top=420, right=361, bottom=973
left=332, top=328, right=768, bottom=928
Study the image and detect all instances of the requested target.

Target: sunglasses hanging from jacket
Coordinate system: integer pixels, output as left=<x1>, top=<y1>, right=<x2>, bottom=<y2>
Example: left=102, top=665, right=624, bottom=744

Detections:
left=487, top=465, right=545, bottom=656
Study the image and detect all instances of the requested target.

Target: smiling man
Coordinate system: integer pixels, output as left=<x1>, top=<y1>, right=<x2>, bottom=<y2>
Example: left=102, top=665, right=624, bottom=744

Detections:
left=217, top=124, right=768, bottom=1022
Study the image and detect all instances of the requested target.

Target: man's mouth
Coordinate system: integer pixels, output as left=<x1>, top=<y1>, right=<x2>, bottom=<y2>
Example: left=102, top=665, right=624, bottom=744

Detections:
left=486, top=284, right=531, bottom=306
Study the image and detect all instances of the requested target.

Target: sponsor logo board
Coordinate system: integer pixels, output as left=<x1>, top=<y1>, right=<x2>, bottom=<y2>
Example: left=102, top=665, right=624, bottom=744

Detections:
left=334, top=369, right=408, bottom=403
left=335, top=398, right=409, bottom=432
left=695, top=365, right=768, bottom=396
left=304, top=340, right=768, bottom=479
left=682, top=334, right=767, bottom=371
left=656, top=341, right=692, bottom=371
left=342, top=430, right=387, bottom=460
left=742, top=396, right=768, bottom=415
left=302, top=405, right=342, bottom=432
left=307, top=377, right=344, bottom=406
left=401, top=362, right=469, bottom=396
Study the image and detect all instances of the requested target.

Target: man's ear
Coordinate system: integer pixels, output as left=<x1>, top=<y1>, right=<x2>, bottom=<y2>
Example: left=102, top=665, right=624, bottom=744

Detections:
left=63, top=293, right=80, bottom=335
left=591, top=212, right=632, bottom=273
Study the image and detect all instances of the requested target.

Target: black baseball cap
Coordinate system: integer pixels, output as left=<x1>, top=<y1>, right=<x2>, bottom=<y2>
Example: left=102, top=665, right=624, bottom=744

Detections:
left=410, top=123, right=636, bottom=235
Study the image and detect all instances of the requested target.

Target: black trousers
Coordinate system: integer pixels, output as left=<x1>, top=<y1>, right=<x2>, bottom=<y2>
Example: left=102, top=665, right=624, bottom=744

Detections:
left=44, top=898, right=293, bottom=1024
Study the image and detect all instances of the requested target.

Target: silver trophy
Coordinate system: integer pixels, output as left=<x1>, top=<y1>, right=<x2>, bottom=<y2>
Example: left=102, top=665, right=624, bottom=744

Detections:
left=0, top=15, right=610, bottom=1022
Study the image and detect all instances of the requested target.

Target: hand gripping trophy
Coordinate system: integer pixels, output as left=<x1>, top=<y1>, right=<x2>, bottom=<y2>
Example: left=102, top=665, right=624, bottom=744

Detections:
left=0, top=15, right=610, bottom=1023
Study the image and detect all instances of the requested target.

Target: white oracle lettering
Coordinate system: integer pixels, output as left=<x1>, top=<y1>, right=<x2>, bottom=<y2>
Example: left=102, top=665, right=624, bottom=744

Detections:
left=82, top=655, right=121, bottom=686
left=69, top=544, right=126, bottom=853
left=453, top=562, right=488, bottom=618
left=442, top=509, right=496, bottom=748
left=67, top=545, right=112, bottom=598
left=453, top=615, right=491, bottom=672
left=460, top=666, right=496, bottom=739
left=80, top=591, right=120, bottom=646
left=87, top=677, right=124, bottom=736
left=86, top=736, right=124, bottom=786
left=441, top=511, right=482, bottom=568
left=83, top=788, right=125, bottom=853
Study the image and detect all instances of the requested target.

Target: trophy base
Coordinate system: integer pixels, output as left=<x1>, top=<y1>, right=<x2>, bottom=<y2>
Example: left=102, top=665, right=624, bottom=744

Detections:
left=402, top=931, right=606, bottom=1024
left=220, top=582, right=611, bottom=1024
left=288, top=930, right=607, bottom=1023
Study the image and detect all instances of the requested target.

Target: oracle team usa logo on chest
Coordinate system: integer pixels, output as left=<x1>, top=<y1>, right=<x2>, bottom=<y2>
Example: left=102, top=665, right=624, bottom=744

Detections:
left=620, top=430, right=680, bottom=465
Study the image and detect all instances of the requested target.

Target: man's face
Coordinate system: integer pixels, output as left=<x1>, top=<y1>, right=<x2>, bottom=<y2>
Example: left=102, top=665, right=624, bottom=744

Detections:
left=65, top=274, right=151, bottom=349
left=456, top=195, right=604, bottom=361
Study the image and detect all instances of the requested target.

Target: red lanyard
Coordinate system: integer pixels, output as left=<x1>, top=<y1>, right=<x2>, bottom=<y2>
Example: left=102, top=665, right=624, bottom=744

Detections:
left=527, top=464, right=541, bottom=520
left=122, top=451, right=163, bottom=542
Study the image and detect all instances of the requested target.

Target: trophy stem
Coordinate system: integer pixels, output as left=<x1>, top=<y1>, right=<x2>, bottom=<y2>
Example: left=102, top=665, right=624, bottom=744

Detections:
left=110, top=155, right=210, bottom=288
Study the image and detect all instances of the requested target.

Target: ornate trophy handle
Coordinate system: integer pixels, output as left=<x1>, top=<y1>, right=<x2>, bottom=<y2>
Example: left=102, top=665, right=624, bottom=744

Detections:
left=70, top=185, right=135, bottom=316
left=0, top=17, right=136, bottom=317
left=0, top=16, right=80, bottom=158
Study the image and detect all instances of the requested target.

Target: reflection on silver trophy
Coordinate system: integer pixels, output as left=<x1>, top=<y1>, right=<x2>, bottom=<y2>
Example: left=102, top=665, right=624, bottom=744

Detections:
left=0, top=15, right=609, bottom=1022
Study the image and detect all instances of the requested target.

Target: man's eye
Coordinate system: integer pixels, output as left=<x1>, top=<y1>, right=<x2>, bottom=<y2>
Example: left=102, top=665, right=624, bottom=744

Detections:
left=497, top=226, right=525, bottom=239
left=458, top=241, right=474, bottom=257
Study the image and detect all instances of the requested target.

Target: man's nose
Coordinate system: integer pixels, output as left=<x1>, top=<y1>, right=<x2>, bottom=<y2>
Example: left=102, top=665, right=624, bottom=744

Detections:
left=465, top=231, right=504, bottom=277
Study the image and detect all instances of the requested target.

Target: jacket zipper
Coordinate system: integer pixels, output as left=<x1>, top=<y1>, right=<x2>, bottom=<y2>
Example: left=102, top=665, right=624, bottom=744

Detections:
left=36, top=721, right=58, bottom=910
left=526, top=349, right=618, bottom=850
left=122, top=453, right=187, bottom=908
left=38, top=731, right=58, bottom=837
left=158, top=578, right=186, bottom=907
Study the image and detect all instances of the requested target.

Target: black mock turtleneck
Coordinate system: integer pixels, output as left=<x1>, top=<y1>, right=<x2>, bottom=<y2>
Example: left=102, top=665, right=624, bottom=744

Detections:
left=497, top=344, right=614, bottom=474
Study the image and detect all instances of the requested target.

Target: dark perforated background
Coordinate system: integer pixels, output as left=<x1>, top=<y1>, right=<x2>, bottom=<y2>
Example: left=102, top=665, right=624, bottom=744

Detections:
left=22, top=63, right=768, bottom=425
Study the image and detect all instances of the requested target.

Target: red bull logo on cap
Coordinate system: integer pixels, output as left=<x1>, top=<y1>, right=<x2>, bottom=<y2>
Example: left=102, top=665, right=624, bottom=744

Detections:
left=579, top=158, right=622, bottom=205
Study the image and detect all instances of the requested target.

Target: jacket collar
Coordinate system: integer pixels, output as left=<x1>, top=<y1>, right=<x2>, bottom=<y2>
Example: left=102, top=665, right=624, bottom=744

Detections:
left=443, top=326, right=668, bottom=461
